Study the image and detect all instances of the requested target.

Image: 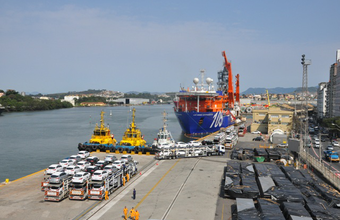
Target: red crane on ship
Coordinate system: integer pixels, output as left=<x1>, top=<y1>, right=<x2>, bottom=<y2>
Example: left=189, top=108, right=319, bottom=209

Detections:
left=235, top=74, right=240, bottom=104
left=222, top=51, right=235, bottom=109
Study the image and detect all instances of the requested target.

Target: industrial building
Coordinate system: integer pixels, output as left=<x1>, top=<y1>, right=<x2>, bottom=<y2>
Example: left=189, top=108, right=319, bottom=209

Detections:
left=251, top=107, right=294, bottom=136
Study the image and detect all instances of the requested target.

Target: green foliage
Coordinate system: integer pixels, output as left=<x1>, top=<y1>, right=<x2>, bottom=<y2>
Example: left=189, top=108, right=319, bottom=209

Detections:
left=0, top=91, right=73, bottom=112
left=75, top=96, right=107, bottom=105
left=124, top=93, right=174, bottom=102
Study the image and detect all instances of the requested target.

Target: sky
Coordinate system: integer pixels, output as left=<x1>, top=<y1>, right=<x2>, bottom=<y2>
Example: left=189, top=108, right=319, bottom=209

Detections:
left=0, top=1, right=339, bottom=94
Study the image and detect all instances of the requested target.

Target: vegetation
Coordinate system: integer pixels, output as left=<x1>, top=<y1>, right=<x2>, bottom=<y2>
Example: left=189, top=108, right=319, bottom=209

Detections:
left=0, top=90, right=73, bottom=112
left=75, top=96, right=107, bottom=105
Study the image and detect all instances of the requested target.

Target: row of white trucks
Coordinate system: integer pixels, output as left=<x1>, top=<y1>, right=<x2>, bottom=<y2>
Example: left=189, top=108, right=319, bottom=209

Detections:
left=155, top=127, right=240, bottom=160
left=43, top=161, right=138, bottom=202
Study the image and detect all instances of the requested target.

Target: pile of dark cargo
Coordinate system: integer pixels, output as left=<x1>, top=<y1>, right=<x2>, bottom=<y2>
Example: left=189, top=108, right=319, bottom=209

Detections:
left=230, top=147, right=290, bottom=162
left=224, top=161, right=340, bottom=220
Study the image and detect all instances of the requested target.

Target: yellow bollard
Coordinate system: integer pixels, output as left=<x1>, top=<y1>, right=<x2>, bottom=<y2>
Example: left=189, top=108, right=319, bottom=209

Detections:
left=123, top=151, right=127, bottom=154
left=96, top=149, right=100, bottom=153
left=138, top=152, right=142, bottom=155
left=5, top=179, right=9, bottom=183
left=131, top=151, right=135, bottom=155
left=146, top=152, right=150, bottom=155
left=106, top=150, right=110, bottom=153
left=115, top=150, right=119, bottom=154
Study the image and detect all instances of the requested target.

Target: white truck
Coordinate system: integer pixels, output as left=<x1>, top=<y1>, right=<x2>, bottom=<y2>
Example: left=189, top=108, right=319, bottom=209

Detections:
left=225, top=134, right=239, bottom=149
left=69, top=181, right=89, bottom=200
left=88, top=170, right=121, bottom=200
left=207, top=145, right=225, bottom=156
left=44, top=179, right=71, bottom=202
left=155, top=148, right=178, bottom=160
left=88, top=162, right=137, bottom=200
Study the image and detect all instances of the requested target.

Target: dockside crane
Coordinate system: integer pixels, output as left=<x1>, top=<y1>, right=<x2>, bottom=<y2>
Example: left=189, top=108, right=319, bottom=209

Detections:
left=235, top=74, right=240, bottom=105
left=222, top=51, right=235, bottom=109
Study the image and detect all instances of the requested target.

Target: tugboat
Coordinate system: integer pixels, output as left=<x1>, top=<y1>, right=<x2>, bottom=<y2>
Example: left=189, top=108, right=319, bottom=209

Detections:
left=118, top=108, right=147, bottom=153
left=78, top=110, right=117, bottom=152
left=152, top=111, right=175, bottom=149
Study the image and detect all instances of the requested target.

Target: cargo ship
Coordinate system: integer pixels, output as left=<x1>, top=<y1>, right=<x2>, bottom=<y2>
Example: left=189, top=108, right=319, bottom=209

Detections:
left=173, top=51, right=238, bottom=136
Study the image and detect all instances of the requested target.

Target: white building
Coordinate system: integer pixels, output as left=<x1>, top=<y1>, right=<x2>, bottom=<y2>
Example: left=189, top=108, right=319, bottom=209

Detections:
left=112, top=98, right=149, bottom=105
left=64, top=95, right=79, bottom=106
left=317, top=82, right=328, bottom=119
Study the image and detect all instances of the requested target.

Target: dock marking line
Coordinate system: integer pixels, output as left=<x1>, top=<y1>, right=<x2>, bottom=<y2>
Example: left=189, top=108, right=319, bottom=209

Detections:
left=134, top=159, right=180, bottom=210
left=0, top=169, right=45, bottom=187
left=88, top=159, right=178, bottom=220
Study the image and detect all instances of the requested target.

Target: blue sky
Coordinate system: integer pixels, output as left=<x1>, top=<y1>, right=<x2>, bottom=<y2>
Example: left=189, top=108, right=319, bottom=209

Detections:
left=0, top=1, right=339, bottom=94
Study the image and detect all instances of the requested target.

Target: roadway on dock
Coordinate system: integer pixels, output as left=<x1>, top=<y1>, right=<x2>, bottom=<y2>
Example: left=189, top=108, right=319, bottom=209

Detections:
left=0, top=153, right=233, bottom=220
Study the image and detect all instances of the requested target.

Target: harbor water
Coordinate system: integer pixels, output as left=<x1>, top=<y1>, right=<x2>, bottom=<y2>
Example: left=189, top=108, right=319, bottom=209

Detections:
left=0, top=105, right=183, bottom=183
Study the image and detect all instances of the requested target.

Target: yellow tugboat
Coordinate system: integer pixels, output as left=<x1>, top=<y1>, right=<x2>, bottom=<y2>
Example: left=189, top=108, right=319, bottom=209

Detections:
left=78, top=110, right=117, bottom=152
left=119, top=108, right=146, bottom=150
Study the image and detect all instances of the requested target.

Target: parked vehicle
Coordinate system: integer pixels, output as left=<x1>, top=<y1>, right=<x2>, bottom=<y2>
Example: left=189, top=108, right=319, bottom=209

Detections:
left=251, top=131, right=261, bottom=134
left=65, top=165, right=82, bottom=176
left=44, top=179, right=70, bottom=202
left=71, top=172, right=91, bottom=183
left=87, top=156, right=99, bottom=165
left=332, top=141, right=339, bottom=147
left=77, top=161, right=91, bottom=171
left=103, top=165, right=118, bottom=175
left=86, top=165, right=99, bottom=174
left=120, top=155, right=133, bottom=164
left=327, top=145, right=334, bottom=151
left=91, top=170, right=108, bottom=181
left=49, top=172, right=68, bottom=184
left=252, top=136, right=264, bottom=141
left=95, top=160, right=110, bottom=170
left=69, top=182, right=88, bottom=200
left=69, top=155, right=82, bottom=163
left=188, top=141, right=201, bottom=147
left=59, top=159, right=75, bottom=169
left=46, top=164, right=64, bottom=175
left=112, top=160, right=124, bottom=169
left=77, top=151, right=90, bottom=159
left=176, top=142, right=188, bottom=148
left=104, top=155, right=118, bottom=163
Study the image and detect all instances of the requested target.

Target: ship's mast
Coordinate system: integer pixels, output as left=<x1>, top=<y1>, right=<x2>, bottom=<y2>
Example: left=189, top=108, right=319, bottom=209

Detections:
left=100, top=110, right=105, bottom=130
left=131, top=108, right=136, bottom=130
left=162, top=110, right=167, bottom=131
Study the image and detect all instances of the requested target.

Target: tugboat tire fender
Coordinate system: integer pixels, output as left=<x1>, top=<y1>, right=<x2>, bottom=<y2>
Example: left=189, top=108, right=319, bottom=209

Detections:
left=134, top=147, right=140, bottom=153
left=118, top=147, right=123, bottom=153
left=92, top=145, right=98, bottom=151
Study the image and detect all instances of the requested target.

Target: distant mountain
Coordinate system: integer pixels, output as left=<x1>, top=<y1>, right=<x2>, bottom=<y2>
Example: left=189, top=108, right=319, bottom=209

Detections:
left=241, top=86, right=318, bottom=95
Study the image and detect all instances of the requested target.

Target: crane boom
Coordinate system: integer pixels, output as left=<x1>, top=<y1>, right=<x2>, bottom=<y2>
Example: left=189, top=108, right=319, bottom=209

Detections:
left=235, top=74, right=240, bottom=104
left=222, top=51, right=234, bottom=109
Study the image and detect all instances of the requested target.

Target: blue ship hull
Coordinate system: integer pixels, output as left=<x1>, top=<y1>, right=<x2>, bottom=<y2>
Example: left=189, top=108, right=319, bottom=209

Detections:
left=174, top=111, right=234, bottom=135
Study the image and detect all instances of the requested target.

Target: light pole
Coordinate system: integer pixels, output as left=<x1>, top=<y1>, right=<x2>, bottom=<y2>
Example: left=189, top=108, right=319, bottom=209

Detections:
left=301, top=54, right=311, bottom=167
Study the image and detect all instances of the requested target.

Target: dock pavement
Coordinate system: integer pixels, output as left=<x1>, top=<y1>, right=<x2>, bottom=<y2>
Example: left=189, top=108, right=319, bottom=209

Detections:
left=0, top=152, right=235, bottom=220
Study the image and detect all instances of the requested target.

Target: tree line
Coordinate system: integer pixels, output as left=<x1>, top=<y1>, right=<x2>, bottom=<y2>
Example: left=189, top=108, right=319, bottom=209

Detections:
left=0, top=90, right=73, bottom=112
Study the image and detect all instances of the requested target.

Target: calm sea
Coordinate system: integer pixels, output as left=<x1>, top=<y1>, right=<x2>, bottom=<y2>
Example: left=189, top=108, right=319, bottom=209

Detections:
left=0, top=105, right=183, bottom=182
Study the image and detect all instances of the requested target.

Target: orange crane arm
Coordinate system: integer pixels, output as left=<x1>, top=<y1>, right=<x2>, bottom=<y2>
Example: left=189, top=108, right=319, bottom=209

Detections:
left=222, top=51, right=234, bottom=109
left=235, top=74, right=240, bottom=103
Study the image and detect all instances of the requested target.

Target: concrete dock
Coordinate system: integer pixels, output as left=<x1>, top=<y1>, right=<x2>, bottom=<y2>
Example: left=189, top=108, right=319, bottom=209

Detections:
left=0, top=153, right=234, bottom=220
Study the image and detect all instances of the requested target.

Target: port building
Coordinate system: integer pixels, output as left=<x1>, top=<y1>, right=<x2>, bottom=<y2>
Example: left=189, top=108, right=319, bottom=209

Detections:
left=251, top=107, right=294, bottom=136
